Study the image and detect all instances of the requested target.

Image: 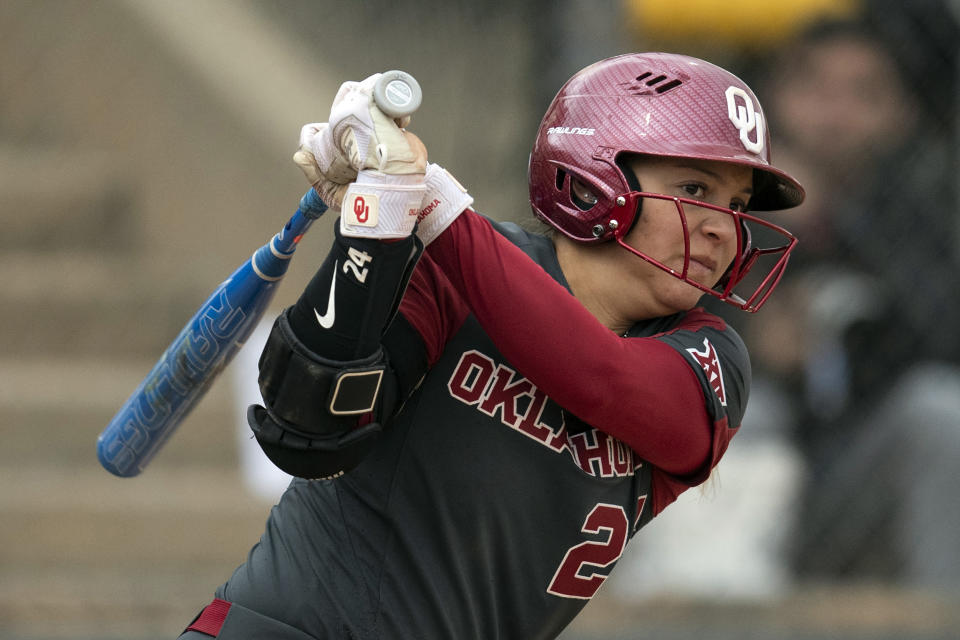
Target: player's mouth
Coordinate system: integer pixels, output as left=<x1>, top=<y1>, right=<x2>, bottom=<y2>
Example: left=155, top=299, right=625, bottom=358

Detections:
left=684, top=255, right=718, bottom=283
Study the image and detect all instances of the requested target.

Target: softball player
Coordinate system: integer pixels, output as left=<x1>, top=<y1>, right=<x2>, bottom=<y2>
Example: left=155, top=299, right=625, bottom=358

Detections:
left=178, top=52, right=803, bottom=639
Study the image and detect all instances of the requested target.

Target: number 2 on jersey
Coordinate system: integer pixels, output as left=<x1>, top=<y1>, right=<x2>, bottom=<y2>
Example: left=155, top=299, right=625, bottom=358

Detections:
left=547, top=503, right=629, bottom=599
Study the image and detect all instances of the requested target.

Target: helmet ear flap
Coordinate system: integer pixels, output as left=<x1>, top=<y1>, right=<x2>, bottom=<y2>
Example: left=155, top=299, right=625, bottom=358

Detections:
left=614, top=155, right=643, bottom=235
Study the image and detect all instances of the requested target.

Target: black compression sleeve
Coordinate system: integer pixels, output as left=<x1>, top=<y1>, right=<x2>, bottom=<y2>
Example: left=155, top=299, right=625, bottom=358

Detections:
left=287, top=223, right=423, bottom=361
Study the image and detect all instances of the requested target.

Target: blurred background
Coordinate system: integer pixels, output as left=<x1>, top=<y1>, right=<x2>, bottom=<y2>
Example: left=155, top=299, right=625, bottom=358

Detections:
left=1, top=0, right=958, bottom=638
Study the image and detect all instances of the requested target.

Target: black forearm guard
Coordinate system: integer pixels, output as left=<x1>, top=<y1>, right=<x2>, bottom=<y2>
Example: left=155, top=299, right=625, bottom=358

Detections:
left=287, top=225, right=423, bottom=360
left=249, top=309, right=397, bottom=480
left=260, top=310, right=389, bottom=429
left=249, top=225, right=423, bottom=480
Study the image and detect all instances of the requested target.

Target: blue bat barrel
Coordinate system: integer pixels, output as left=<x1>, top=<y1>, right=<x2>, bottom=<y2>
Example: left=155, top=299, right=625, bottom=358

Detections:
left=97, top=190, right=326, bottom=477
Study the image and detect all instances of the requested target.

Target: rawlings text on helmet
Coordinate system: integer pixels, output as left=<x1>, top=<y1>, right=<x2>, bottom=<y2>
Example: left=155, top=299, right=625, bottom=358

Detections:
left=547, top=126, right=596, bottom=136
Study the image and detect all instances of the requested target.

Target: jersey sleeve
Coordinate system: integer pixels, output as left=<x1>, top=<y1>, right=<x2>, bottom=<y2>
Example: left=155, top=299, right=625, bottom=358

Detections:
left=424, top=211, right=750, bottom=494
left=378, top=249, right=471, bottom=412
left=395, top=253, right=471, bottom=367
left=647, top=310, right=750, bottom=513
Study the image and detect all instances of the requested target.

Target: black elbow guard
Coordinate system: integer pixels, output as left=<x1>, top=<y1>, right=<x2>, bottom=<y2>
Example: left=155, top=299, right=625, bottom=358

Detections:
left=248, top=310, right=395, bottom=479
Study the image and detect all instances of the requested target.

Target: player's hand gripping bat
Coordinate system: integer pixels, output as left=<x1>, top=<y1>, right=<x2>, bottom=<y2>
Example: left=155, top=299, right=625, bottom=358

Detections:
left=97, top=71, right=422, bottom=477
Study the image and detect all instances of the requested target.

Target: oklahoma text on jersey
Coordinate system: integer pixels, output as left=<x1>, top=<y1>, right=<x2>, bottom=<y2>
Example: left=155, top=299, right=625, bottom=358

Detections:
left=447, top=349, right=640, bottom=478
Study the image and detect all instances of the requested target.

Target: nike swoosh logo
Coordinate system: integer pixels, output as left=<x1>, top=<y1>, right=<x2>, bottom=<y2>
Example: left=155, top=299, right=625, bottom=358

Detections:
left=314, top=261, right=337, bottom=329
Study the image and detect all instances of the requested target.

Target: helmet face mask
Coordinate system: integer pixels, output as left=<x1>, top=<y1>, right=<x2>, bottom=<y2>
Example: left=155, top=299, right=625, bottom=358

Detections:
left=605, top=191, right=797, bottom=312
left=529, top=53, right=805, bottom=312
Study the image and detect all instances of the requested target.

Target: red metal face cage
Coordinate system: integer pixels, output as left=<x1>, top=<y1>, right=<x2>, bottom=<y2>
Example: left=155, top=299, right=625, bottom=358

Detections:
left=600, top=191, right=798, bottom=312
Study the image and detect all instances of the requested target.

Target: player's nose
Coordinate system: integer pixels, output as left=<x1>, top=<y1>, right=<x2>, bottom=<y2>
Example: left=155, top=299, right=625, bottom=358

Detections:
left=694, top=205, right=737, bottom=245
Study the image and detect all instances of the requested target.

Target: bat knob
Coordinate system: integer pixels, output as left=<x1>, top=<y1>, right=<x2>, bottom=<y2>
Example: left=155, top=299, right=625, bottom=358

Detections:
left=374, top=70, right=422, bottom=119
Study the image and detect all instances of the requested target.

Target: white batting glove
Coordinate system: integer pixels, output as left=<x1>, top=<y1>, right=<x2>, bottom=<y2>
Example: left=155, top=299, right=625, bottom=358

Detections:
left=308, top=74, right=425, bottom=177
left=414, top=163, right=474, bottom=245
left=293, top=123, right=351, bottom=210
left=340, top=170, right=426, bottom=239
left=293, top=74, right=427, bottom=215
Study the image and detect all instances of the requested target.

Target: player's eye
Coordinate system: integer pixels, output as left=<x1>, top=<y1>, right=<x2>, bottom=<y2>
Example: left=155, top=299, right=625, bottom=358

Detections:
left=680, top=183, right=706, bottom=199
left=729, top=199, right=748, bottom=213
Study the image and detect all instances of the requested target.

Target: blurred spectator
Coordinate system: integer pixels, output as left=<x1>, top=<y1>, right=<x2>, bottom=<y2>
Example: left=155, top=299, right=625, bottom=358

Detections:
left=744, top=8, right=960, bottom=590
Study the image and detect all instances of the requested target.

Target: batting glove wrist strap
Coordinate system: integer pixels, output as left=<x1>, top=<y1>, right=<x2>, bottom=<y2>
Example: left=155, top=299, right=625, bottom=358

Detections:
left=416, top=163, right=474, bottom=246
left=341, top=170, right=426, bottom=239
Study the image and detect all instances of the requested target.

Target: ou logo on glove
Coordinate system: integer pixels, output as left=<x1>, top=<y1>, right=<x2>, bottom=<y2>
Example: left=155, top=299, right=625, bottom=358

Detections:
left=353, top=196, right=370, bottom=223
left=725, top=86, right=765, bottom=155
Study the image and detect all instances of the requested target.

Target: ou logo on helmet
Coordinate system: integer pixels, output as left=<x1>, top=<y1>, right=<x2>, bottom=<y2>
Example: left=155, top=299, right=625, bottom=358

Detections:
left=725, top=86, right=765, bottom=155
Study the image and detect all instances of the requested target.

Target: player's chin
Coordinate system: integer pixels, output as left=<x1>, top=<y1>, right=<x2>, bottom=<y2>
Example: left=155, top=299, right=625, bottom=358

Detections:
left=653, top=278, right=709, bottom=315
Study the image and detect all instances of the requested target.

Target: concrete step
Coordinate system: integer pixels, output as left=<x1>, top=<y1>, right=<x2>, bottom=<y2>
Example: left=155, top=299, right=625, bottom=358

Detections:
left=0, top=356, right=247, bottom=468
left=0, top=467, right=272, bottom=640
left=0, top=353, right=282, bottom=639
left=0, top=250, right=217, bottom=359
left=0, top=145, right=137, bottom=252
left=0, top=466, right=269, bottom=569
left=564, top=587, right=960, bottom=640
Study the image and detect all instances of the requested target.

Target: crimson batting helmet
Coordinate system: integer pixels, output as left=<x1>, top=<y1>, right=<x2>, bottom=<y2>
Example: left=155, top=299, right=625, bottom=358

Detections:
left=528, top=52, right=804, bottom=311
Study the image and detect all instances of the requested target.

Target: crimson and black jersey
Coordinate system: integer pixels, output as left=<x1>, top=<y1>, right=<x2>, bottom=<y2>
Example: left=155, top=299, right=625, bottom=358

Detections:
left=214, top=211, right=750, bottom=639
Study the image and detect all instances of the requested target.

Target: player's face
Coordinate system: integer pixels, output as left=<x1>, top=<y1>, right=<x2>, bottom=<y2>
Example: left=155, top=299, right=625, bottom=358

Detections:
left=618, top=156, right=751, bottom=317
